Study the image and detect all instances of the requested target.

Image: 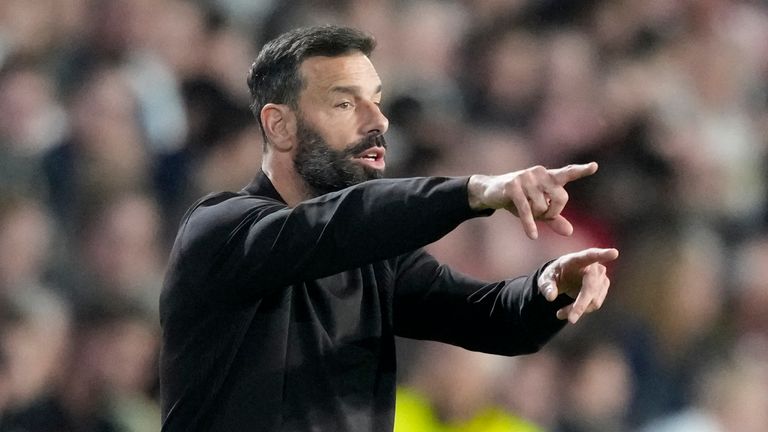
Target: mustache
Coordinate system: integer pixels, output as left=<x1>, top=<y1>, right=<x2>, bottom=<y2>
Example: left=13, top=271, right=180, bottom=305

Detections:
left=342, top=134, right=387, bottom=157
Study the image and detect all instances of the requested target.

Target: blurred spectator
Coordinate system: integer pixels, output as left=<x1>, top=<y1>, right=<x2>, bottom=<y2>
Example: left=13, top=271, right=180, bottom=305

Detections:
left=637, top=347, right=768, bottom=432
left=0, top=0, right=67, bottom=64
left=55, top=0, right=189, bottom=154
left=0, top=293, right=72, bottom=428
left=0, top=193, right=71, bottom=425
left=613, top=223, right=729, bottom=425
left=497, top=348, right=561, bottom=430
left=554, top=339, right=633, bottom=432
left=732, top=235, right=768, bottom=340
left=0, top=194, right=54, bottom=296
left=3, top=300, right=159, bottom=432
left=43, top=64, right=151, bottom=233
left=531, top=30, right=607, bottom=165
left=644, top=1, right=768, bottom=234
left=88, top=301, right=160, bottom=432
left=0, top=60, right=67, bottom=197
left=180, top=79, right=262, bottom=195
left=60, top=191, right=165, bottom=317
left=459, top=21, right=546, bottom=129
left=394, top=342, right=542, bottom=432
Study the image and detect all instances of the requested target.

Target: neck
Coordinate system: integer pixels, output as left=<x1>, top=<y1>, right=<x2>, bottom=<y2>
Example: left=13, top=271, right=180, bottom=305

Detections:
left=262, top=153, right=312, bottom=207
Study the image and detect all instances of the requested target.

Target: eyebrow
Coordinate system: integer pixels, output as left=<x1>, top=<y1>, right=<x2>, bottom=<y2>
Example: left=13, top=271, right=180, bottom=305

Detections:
left=329, top=84, right=382, bottom=96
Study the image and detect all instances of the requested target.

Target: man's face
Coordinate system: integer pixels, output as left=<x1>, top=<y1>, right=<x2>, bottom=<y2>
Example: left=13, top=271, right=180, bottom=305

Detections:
left=294, top=115, right=386, bottom=196
left=292, top=53, right=389, bottom=196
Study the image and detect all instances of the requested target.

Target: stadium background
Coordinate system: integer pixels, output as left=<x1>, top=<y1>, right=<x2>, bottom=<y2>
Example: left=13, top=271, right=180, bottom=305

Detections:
left=0, top=0, right=767, bottom=431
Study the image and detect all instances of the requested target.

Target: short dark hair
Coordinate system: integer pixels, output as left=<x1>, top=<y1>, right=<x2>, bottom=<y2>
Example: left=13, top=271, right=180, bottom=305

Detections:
left=247, top=25, right=376, bottom=142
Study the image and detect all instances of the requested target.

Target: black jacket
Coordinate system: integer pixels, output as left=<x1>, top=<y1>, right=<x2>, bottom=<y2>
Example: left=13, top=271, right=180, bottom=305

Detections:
left=159, top=173, right=571, bottom=431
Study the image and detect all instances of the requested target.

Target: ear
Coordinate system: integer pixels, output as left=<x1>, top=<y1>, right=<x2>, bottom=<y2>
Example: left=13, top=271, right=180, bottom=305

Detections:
left=260, top=103, right=297, bottom=152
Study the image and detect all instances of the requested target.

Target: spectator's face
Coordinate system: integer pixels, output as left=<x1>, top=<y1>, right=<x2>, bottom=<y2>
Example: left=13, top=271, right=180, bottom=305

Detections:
left=290, top=53, right=389, bottom=195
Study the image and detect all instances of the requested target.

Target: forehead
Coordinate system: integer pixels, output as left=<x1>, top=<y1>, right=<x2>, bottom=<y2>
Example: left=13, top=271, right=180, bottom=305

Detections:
left=299, top=53, right=381, bottom=93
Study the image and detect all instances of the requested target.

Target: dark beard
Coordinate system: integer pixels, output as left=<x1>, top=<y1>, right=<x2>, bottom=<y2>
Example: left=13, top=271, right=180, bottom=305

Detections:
left=293, top=117, right=386, bottom=197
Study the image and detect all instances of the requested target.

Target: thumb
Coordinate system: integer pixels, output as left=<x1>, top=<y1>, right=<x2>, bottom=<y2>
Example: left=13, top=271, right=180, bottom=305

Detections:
left=538, top=264, right=562, bottom=302
left=540, top=279, right=559, bottom=302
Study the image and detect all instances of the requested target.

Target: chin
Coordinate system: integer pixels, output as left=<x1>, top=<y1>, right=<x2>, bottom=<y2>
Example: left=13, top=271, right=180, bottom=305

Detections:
left=363, top=167, right=385, bottom=180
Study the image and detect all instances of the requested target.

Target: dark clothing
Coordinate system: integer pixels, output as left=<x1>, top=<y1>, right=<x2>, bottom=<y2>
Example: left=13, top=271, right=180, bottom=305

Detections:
left=2, top=395, right=118, bottom=432
left=159, top=173, right=571, bottom=432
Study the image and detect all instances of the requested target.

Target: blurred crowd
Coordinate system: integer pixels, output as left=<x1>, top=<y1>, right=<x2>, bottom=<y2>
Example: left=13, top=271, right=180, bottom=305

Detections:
left=1, top=0, right=767, bottom=431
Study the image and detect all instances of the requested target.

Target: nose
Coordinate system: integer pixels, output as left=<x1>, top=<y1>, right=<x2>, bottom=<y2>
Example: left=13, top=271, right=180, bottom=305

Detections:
left=362, top=100, right=389, bottom=136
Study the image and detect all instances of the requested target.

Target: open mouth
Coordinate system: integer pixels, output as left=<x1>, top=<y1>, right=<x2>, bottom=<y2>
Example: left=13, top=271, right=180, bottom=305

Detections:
left=353, top=147, right=386, bottom=169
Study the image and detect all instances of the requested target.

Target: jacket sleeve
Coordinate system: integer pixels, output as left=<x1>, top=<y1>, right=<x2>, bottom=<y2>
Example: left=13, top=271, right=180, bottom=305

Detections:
left=392, top=249, right=573, bottom=356
left=176, top=176, right=492, bottom=302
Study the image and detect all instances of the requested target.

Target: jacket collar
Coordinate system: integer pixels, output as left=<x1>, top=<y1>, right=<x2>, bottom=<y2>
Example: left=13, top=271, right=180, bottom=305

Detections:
left=242, top=171, right=285, bottom=203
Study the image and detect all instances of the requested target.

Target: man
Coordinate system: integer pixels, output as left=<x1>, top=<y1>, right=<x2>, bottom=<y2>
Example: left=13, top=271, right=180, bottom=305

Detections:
left=159, top=25, right=618, bottom=431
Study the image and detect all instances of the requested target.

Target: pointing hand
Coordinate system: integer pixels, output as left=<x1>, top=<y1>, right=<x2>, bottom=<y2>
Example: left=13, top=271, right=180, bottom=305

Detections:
left=538, top=247, right=619, bottom=324
left=468, top=162, right=598, bottom=239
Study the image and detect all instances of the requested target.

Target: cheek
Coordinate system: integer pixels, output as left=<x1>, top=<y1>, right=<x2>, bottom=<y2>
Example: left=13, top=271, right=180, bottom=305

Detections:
left=313, top=111, right=360, bottom=148
left=320, top=131, right=359, bottom=155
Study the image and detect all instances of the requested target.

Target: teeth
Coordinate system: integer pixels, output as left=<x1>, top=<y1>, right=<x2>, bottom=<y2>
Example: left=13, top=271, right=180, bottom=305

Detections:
left=355, top=151, right=381, bottom=161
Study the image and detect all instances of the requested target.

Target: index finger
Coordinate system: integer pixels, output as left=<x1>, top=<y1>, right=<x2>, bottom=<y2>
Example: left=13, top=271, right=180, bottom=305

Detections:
left=549, top=162, right=598, bottom=185
left=565, top=247, right=619, bottom=268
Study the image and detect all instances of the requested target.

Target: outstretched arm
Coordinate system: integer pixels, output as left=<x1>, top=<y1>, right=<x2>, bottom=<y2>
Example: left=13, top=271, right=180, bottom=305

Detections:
left=176, top=176, right=493, bottom=301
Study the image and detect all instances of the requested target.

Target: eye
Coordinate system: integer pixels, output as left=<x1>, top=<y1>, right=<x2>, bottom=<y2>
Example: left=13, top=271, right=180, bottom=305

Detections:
left=336, top=101, right=353, bottom=109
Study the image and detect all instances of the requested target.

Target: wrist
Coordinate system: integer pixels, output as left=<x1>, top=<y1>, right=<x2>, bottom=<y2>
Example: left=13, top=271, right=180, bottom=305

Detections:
left=467, top=175, right=490, bottom=211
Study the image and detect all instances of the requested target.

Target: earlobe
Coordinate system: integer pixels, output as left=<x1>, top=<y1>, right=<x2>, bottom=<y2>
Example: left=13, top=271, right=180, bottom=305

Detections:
left=261, top=103, right=296, bottom=152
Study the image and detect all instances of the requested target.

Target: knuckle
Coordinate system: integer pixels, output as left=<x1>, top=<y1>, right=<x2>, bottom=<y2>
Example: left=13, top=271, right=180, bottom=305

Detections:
left=505, top=183, right=521, bottom=198
left=521, top=170, right=536, bottom=183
